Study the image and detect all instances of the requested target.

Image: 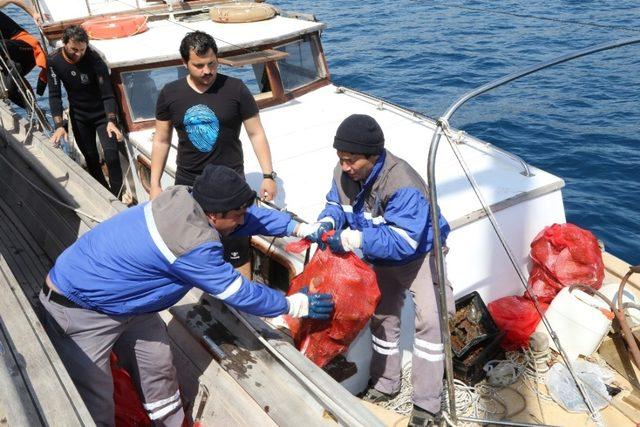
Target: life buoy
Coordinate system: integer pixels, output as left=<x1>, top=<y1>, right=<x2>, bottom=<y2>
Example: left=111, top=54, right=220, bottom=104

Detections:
left=209, top=3, right=277, bottom=24
left=81, top=15, right=148, bottom=40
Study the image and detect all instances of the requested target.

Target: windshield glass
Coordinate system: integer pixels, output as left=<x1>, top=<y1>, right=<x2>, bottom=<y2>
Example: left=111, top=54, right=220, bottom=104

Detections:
left=275, top=35, right=325, bottom=91
left=121, top=63, right=272, bottom=122
left=121, top=65, right=186, bottom=122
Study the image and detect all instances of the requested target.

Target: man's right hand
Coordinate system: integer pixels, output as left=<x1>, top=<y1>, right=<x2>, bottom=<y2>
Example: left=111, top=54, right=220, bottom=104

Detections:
left=295, top=222, right=334, bottom=248
left=50, top=127, right=67, bottom=146
left=149, top=184, right=163, bottom=200
left=286, top=290, right=334, bottom=320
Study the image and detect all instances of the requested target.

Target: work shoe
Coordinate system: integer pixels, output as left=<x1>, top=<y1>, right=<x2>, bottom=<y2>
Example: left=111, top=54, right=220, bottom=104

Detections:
left=408, top=405, right=439, bottom=427
left=359, top=386, right=398, bottom=404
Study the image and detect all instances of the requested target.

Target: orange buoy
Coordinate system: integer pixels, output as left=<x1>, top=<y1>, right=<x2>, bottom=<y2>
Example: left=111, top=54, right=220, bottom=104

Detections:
left=81, top=15, right=148, bottom=40
left=209, top=3, right=277, bottom=23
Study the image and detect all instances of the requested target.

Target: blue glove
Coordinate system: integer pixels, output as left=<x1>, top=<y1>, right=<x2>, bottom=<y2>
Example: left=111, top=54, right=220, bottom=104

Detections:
left=307, top=293, right=334, bottom=320
left=326, top=230, right=345, bottom=254
left=308, top=222, right=333, bottom=249
left=287, top=287, right=334, bottom=320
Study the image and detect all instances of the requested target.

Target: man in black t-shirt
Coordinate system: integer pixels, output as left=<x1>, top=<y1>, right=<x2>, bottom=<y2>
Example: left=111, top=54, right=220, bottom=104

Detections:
left=47, top=25, right=123, bottom=197
left=151, top=31, right=277, bottom=277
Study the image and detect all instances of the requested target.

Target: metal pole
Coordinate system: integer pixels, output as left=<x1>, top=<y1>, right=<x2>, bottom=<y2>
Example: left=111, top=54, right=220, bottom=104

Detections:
left=426, top=124, right=457, bottom=421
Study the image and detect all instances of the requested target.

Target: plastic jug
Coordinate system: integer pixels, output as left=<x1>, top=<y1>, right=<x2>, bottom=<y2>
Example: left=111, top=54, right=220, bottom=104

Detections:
left=534, top=287, right=612, bottom=360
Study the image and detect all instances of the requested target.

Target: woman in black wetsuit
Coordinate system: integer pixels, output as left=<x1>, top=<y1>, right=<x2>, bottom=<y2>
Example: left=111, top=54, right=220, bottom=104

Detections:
left=47, top=25, right=124, bottom=197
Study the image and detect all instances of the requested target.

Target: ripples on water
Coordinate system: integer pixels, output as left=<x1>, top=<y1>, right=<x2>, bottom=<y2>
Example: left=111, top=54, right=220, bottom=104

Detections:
left=7, top=1, right=640, bottom=263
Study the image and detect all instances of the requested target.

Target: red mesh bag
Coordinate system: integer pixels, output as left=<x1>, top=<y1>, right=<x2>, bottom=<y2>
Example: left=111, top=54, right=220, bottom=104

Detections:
left=526, top=223, right=604, bottom=303
left=285, top=238, right=381, bottom=367
left=488, top=296, right=549, bottom=350
left=111, top=352, right=152, bottom=427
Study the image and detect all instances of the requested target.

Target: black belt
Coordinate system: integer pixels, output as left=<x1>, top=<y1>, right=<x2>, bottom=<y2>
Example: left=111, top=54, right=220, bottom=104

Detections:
left=42, top=281, right=84, bottom=309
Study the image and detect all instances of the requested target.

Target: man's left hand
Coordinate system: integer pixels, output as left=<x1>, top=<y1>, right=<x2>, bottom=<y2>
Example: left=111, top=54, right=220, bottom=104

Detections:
left=106, top=122, right=123, bottom=142
left=326, top=229, right=362, bottom=254
left=259, top=178, right=277, bottom=201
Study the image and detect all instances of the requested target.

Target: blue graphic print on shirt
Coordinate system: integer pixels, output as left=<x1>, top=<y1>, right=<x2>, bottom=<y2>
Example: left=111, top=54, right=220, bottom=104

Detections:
left=183, top=104, right=220, bottom=152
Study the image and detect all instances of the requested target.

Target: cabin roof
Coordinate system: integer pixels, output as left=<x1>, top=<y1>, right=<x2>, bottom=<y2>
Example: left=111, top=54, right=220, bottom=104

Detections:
left=44, top=6, right=325, bottom=69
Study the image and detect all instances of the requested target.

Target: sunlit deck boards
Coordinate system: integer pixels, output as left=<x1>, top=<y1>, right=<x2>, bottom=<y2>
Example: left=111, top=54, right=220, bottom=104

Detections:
left=0, top=197, right=93, bottom=425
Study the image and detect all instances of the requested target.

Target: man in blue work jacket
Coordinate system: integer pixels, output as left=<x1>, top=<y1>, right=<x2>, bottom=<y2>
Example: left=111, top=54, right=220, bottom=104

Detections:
left=301, top=114, right=453, bottom=426
left=40, top=164, right=333, bottom=427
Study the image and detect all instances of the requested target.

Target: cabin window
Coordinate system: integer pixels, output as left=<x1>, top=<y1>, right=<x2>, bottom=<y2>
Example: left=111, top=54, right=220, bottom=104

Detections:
left=218, top=63, right=273, bottom=100
left=121, top=65, right=187, bottom=122
left=275, top=35, right=325, bottom=92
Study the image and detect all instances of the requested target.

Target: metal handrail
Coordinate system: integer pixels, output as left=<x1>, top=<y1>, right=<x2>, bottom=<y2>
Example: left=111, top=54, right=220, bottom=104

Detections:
left=427, top=35, right=640, bottom=424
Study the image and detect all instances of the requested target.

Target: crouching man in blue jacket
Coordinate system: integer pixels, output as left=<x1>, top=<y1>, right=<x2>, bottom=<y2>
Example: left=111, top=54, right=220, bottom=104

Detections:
left=300, top=114, right=453, bottom=426
left=40, top=164, right=333, bottom=427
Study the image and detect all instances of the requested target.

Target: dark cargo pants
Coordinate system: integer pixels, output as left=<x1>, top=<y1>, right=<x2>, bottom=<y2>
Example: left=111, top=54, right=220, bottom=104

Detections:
left=369, top=253, right=454, bottom=414
left=39, top=290, right=184, bottom=426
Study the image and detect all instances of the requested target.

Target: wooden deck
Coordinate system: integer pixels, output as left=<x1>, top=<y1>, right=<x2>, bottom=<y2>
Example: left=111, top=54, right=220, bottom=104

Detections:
left=0, top=196, right=94, bottom=425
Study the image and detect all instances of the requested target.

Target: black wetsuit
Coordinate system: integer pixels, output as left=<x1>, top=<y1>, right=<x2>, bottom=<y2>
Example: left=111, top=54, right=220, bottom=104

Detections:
left=0, top=11, right=36, bottom=108
left=47, top=47, right=122, bottom=196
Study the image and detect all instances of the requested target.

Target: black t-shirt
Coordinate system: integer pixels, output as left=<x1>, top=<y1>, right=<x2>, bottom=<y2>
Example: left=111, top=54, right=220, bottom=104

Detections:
left=155, top=74, right=259, bottom=184
left=0, top=11, right=24, bottom=39
left=47, top=47, right=117, bottom=121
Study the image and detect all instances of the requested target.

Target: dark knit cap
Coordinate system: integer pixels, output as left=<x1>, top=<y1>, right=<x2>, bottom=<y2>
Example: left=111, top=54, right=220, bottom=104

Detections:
left=333, top=114, right=385, bottom=155
left=192, top=164, right=256, bottom=213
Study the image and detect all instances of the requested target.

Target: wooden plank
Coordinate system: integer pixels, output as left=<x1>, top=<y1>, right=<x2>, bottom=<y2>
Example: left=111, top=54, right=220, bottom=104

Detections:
left=159, top=311, right=276, bottom=427
left=219, top=49, right=289, bottom=67
left=169, top=292, right=335, bottom=427
left=0, top=201, right=50, bottom=298
left=0, top=255, right=93, bottom=424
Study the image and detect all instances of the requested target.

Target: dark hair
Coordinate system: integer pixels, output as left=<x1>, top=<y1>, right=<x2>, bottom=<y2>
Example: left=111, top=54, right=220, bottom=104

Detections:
left=62, top=25, right=89, bottom=44
left=179, top=31, right=218, bottom=62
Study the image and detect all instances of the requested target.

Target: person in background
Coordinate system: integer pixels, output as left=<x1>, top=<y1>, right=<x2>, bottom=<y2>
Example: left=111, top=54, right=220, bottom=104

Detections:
left=40, top=164, right=334, bottom=426
left=0, top=0, right=47, bottom=108
left=301, top=114, right=454, bottom=426
left=47, top=25, right=124, bottom=197
left=151, top=30, right=277, bottom=279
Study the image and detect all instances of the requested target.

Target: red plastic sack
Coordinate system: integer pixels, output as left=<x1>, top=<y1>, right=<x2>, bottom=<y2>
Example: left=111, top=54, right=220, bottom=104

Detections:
left=488, top=296, right=549, bottom=350
left=111, top=353, right=152, bottom=427
left=526, top=223, right=604, bottom=303
left=285, top=239, right=381, bottom=367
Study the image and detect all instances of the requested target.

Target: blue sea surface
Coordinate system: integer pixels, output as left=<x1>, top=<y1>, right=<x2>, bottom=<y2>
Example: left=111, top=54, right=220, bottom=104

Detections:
left=6, top=1, right=640, bottom=264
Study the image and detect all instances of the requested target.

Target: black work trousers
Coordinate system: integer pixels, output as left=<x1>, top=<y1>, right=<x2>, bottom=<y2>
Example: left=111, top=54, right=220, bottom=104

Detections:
left=70, top=113, right=123, bottom=197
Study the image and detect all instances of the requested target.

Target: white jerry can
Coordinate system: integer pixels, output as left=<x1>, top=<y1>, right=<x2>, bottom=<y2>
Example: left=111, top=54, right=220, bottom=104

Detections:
left=535, top=287, right=613, bottom=360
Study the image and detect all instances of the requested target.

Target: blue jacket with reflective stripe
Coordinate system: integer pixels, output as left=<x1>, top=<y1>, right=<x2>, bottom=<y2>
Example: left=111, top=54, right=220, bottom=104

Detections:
left=318, top=150, right=450, bottom=265
left=49, top=186, right=293, bottom=316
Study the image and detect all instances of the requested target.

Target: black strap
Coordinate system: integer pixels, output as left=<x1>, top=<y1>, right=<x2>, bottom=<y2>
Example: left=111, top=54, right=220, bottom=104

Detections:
left=42, top=281, right=83, bottom=309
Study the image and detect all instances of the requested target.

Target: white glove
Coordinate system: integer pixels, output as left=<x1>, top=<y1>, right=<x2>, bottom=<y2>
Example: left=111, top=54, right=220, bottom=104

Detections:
left=286, top=293, right=309, bottom=318
left=340, top=229, right=362, bottom=252
left=294, top=222, right=320, bottom=238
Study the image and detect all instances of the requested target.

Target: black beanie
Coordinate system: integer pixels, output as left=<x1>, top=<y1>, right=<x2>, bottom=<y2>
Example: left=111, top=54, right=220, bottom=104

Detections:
left=333, top=114, right=384, bottom=155
left=192, top=164, right=256, bottom=213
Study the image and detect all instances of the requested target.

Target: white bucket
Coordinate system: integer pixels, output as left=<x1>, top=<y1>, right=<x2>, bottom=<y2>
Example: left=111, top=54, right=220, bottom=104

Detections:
left=535, top=287, right=612, bottom=360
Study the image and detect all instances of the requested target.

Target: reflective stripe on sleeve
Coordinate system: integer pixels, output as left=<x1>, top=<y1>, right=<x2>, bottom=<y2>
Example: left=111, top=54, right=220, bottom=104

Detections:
left=388, top=225, right=418, bottom=250
left=144, top=202, right=177, bottom=264
left=214, top=275, right=243, bottom=300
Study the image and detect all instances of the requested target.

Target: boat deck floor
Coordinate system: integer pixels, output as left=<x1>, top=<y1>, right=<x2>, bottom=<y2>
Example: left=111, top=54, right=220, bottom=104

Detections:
left=0, top=190, right=93, bottom=424
left=0, top=194, right=51, bottom=305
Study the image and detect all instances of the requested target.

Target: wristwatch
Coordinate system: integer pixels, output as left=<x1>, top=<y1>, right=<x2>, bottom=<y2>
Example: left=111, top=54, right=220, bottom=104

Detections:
left=263, top=171, right=278, bottom=180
